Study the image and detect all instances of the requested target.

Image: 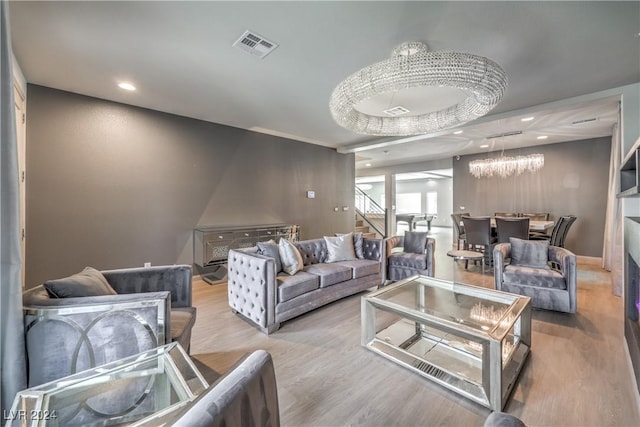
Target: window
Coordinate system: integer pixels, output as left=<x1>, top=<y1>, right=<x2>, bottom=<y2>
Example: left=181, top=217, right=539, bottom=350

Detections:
left=396, top=193, right=421, bottom=214
left=426, top=191, right=438, bottom=215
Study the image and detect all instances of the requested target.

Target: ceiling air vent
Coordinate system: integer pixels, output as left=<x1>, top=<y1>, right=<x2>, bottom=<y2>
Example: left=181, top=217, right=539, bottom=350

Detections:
left=572, top=117, right=598, bottom=125
left=233, top=30, right=278, bottom=59
left=486, top=130, right=523, bottom=139
left=384, top=106, right=411, bottom=117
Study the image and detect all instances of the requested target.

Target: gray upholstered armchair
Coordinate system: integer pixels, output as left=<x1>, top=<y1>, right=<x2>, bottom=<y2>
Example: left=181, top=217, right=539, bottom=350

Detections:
left=22, top=265, right=195, bottom=387
left=493, top=240, right=577, bottom=314
left=165, top=350, right=280, bottom=426
left=385, top=231, right=436, bottom=281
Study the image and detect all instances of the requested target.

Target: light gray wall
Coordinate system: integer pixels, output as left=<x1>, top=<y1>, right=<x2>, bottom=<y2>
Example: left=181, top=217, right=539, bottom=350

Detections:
left=452, top=137, right=611, bottom=257
left=26, top=85, right=355, bottom=287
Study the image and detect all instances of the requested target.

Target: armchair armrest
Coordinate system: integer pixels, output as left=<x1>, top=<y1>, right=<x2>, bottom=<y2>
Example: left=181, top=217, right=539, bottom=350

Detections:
left=23, top=287, right=171, bottom=387
left=102, top=264, right=193, bottom=308
left=385, top=236, right=404, bottom=255
left=227, top=249, right=278, bottom=333
left=493, top=243, right=511, bottom=290
left=549, top=246, right=577, bottom=312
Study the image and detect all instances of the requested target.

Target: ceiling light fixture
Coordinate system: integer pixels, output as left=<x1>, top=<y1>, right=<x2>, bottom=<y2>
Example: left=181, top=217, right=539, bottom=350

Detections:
left=537, top=135, right=548, bottom=140
left=521, top=116, right=535, bottom=122
left=480, top=144, right=489, bottom=148
left=329, top=41, right=507, bottom=136
left=453, top=130, right=464, bottom=135
left=117, top=82, right=136, bottom=91
left=469, top=154, right=544, bottom=179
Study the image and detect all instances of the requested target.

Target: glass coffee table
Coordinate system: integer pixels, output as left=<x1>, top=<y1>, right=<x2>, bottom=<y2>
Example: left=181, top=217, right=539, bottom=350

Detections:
left=6, top=342, right=208, bottom=426
left=362, top=275, right=531, bottom=410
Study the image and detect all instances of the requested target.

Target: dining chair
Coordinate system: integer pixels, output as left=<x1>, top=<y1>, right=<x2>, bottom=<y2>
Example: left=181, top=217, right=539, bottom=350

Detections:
left=495, top=217, right=530, bottom=244
left=451, top=212, right=470, bottom=250
left=462, top=216, right=497, bottom=267
left=494, top=212, right=519, bottom=218
left=531, top=215, right=577, bottom=248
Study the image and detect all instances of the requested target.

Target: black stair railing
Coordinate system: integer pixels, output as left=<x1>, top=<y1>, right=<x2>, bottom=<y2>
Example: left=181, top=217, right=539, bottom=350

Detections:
left=355, top=186, right=387, bottom=238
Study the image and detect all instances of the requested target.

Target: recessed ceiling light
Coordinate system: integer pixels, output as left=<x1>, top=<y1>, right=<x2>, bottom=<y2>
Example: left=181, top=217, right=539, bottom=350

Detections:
left=453, top=130, right=463, bottom=135
left=480, top=144, right=489, bottom=148
left=365, top=163, right=372, bottom=167
left=521, top=116, right=535, bottom=122
left=118, top=82, right=136, bottom=91
left=537, top=135, right=548, bottom=140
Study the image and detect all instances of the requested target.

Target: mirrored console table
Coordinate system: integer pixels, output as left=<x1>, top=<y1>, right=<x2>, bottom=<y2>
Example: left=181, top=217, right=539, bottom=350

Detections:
left=194, top=223, right=300, bottom=285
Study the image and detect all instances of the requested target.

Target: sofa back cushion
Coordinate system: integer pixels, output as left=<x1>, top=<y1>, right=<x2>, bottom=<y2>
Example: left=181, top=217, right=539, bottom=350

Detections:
left=295, top=238, right=328, bottom=265
left=509, top=237, right=550, bottom=269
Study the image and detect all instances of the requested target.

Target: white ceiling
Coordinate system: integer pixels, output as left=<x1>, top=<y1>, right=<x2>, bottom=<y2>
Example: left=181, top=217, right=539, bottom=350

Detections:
left=8, top=1, right=639, bottom=170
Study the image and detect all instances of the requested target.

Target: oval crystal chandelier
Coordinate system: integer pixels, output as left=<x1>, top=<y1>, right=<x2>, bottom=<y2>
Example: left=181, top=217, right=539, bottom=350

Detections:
left=469, top=153, right=545, bottom=179
left=329, top=42, right=507, bottom=136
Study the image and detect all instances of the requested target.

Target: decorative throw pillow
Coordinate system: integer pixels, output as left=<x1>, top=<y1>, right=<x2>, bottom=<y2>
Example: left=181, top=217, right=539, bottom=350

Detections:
left=44, top=267, right=117, bottom=298
left=324, top=233, right=357, bottom=262
left=510, top=237, right=550, bottom=269
left=257, top=239, right=282, bottom=273
left=278, top=238, right=304, bottom=275
left=336, top=232, right=365, bottom=259
left=403, top=231, right=428, bottom=254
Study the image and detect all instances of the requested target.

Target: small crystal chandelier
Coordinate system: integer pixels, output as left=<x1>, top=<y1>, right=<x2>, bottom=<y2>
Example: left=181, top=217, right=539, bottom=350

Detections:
left=469, top=153, right=545, bottom=179
left=329, top=41, right=507, bottom=136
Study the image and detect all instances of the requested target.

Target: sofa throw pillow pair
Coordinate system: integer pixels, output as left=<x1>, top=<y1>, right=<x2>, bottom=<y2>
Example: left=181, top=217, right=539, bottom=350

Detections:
left=278, top=238, right=304, bottom=275
left=336, top=232, right=365, bottom=259
left=324, top=232, right=357, bottom=263
left=44, top=267, right=117, bottom=298
left=509, top=237, right=550, bottom=269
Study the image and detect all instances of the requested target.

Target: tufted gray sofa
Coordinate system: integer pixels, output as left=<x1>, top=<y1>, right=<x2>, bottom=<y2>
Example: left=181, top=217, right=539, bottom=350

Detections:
left=227, top=237, right=385, bottom=333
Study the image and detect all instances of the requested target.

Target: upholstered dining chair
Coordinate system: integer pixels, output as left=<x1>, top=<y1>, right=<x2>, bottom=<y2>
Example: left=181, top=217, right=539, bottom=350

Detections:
left=462, top=216, right=497, bottom=267
left=22, top=265, right=196, bottom=387
left=496, top=217, right=530, bottom=244
left=531, top=215, right=577, bottom=248
left=451, top=212, right=470, bottom=250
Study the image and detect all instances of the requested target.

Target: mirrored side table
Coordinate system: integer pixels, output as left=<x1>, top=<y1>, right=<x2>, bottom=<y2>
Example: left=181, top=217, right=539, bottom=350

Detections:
left=6, top=342, right=208, bottom=426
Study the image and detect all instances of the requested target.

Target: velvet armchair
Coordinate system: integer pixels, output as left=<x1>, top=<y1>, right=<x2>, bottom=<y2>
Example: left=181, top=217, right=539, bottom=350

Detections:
left=22, top=264, right=196, bottom=387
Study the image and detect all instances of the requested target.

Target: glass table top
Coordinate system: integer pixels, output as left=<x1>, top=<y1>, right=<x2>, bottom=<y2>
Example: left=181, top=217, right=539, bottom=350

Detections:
left=367, top=275, right=528, bottom=337
left=7, top=342, right=208, bottom=426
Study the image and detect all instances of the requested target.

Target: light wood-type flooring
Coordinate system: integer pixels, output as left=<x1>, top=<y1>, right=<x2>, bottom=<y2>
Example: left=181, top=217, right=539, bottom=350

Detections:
left=190, top=226, right=640, bottom=426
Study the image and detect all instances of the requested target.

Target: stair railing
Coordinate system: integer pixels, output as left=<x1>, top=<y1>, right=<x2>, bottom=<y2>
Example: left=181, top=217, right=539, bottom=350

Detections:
left=355, top=186, right=387, bottom=238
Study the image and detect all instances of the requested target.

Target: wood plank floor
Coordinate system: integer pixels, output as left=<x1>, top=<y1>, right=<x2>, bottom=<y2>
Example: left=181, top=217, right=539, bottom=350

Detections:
left=190, top=227, right=640, bottom=426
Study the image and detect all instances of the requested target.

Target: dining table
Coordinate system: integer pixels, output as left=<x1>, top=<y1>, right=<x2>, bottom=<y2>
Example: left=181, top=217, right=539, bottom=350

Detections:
left=460, top=218, right=555, bottom=232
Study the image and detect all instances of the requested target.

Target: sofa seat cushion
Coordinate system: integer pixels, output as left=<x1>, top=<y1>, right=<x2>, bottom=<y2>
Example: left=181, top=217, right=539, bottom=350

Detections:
left=388, top=253, right=427, bottom=270
left=276, top=271, right=320, bottom=302
left=171, top=307, right=196, bottom=349
left=503, top=265, right=566, bottom=290
left=303, top=263, right=352, bottom=288
left=334, top=259, right=380, bottom=279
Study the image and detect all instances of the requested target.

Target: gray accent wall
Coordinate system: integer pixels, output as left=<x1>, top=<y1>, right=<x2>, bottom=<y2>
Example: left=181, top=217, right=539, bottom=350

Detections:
left=453, top=137, right=611, bottom=257
left=25, top=85, right=355, bottom=287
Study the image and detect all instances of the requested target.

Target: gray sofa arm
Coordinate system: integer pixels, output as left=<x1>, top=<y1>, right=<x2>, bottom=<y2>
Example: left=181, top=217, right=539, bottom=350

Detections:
left=493, top=243, right=511, bottom=291
left=23, top=286, right=171, bottom=387
left=363, top=237, right=385, bottom=283
left=102, top=264, right=193, bottom=308
left=227, top=249, right=278, bottom=333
